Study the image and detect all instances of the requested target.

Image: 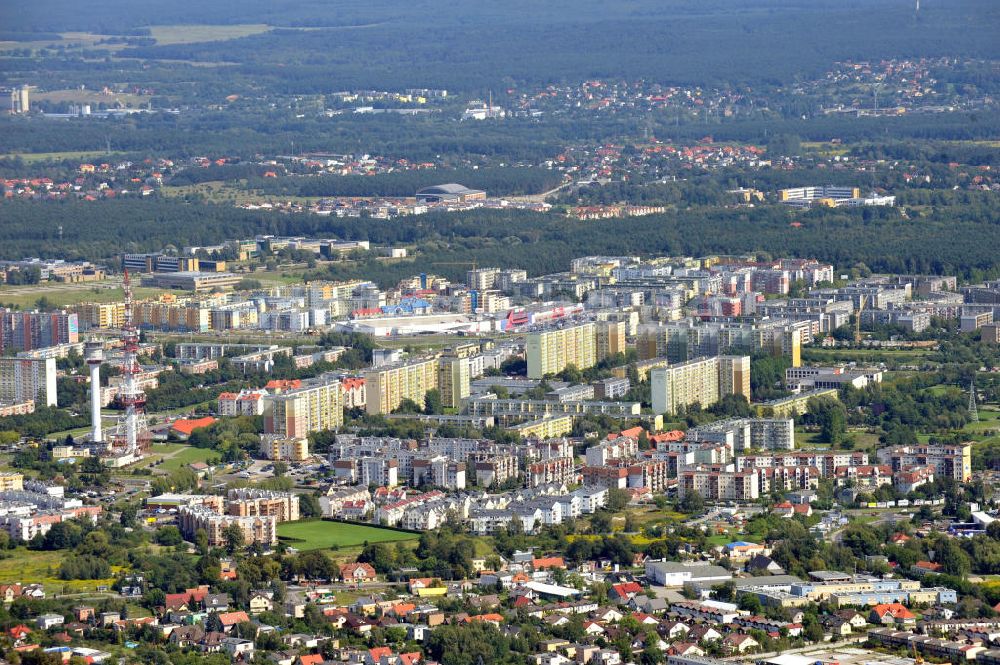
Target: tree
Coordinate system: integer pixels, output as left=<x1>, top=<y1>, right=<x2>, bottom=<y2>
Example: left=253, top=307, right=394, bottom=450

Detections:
left=679, top=490, right=705, bottom=515
left=738, top=593, right=761, bottom=613
left=936, top=537, right=972, bottom=576
left=358, top=543, right=396, bottom=574
left=424, top=389, right=444, bottom=415
left=807, top=396, right=849, bottom=446
left=299, top=493, right=322, bottom=518
left=155, top=526, right=183, bottom=547
left=803, top=615, right=825, bottom=643
left=195, top=528, right=209, bottom=555
left=394, top=398, right=423, bottom=414
left=606, top=487, right=631, bottom=512
left=590, top=512, right=613, bottom=534
left=222, top=524, right=246, bottom=554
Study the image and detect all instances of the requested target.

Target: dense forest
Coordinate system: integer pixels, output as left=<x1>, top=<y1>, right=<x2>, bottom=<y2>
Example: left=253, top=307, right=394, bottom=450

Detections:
left=3, top=103, right=999, bottom=160
left=4, top=0, right=998, bottom=94
left=4, top=194, right=1000, bottom=285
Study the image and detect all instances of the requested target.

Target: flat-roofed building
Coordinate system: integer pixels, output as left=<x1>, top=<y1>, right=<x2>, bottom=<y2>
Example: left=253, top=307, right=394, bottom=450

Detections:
left=141, top=271, right=242, bottom=292
left=260, top=437, right=309, bottom=462
left=438, top=355, right=471, bottom=409
left=526, top=322, right=596, bottom=379
left=0, top=473, right=24, bottom=491
left=365, top=356, right=440, bottom=415
left=0, top=357, right=56, bottom=407
left=227, top=488, right=299, bottom=522
left=877, top=442, right=972, bottom=482
left=72, top=302, right=126, bottom=330
left=510, top=415, right=573, bottom=440
left=263, top=377, right=343, bottom=438
left=178, top=504, right=277, bottom=547
left=596, top=320, right=627, bottom=361
left=650, top=355, right=750, bottom=416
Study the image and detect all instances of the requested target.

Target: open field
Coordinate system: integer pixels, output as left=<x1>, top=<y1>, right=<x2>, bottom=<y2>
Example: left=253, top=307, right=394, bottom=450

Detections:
left=132, top=444, right=221, bottom=473
left=147, top=24, right=273, bottom=45
left=158, top=445, right=221, bottom=472
left=797, top=428, right=881, bottom=452
left=32, top=89, right=151, bottom=108
left=1, top=150, right=126, bottom=164
left=161, top=180, right=321, bottom=205
left=0, top=548, right=119, bottom=593
left=0, top=281, right=169, bottom=310
left=801, top=141, right=851, bottom=157
left=277, top=520, right=418, bottom=551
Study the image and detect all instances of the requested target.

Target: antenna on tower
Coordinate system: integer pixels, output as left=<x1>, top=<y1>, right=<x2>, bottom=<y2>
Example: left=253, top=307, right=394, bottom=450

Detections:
left=109, top=268, right=149, bottom=462
left=969, top=377, right=979, bottom=423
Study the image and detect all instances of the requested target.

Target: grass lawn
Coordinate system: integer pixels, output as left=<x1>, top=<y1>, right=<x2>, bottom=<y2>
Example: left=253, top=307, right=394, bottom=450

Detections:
left=31, top=89, right=150, bottom=108
left=148, top=24, right=273, bottom=45
left=0, top=548, right=119, bottom=593
left=705, top=534, right=733, bottom=548
left=139, top=444, right=221, bottom=473
left=1, top=150, right=127, bottom=164
left=278, top=520, right=419, bottom=551
left=0, top=282, right=169, bottom=310
left=159, top=446, right=221, bottom=472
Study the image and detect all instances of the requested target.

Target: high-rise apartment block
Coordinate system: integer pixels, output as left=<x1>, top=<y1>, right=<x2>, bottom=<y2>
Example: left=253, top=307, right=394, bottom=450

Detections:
left=263, top=378, right=344, bottom=438
left=650, top=355, right=750, bottom=416
left=638, top=320, right=802, bottom=367
left=467, top=268, right=501, bottom=291
left=438, top=356, right=471, bottom=410
left=596, top=320, right=627, bottom=361
left=365, top=356, right=440, bottom=415
left=0, top=310, right=79, bottom=354
left=72, top=302, right=126, bottom=330
left=0, top=357, right=57, bottom=407
left=526, top=322, right=596, bottom=379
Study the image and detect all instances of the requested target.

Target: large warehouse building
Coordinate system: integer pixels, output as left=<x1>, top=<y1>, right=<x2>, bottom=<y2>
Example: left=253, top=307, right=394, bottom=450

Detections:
left=415, top=183, right=487, bottom=203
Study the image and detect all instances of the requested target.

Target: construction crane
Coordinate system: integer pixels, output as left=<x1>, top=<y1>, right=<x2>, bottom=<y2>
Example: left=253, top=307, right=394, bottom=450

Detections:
left=433, top=261, right=478, bottom=271
left=912, top=642, right=924, bottom=665
left=432, top=261, right=480, bottom=286
left=855, top=294, right=868, bottom=343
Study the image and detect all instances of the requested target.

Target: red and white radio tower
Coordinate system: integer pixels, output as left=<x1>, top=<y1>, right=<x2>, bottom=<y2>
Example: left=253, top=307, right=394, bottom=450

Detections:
left=109, top=270, right=148, bottom=457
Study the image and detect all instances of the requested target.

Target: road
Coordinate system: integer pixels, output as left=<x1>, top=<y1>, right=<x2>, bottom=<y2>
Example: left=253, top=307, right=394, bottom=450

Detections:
left=722, top=635, right=868, bottom=661
left=506, top=179, right=574, bottom=203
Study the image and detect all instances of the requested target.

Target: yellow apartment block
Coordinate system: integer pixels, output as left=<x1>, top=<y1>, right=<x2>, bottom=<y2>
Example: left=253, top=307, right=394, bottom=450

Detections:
left=365, top=356, right=440, bottom=415
left=651, top=355, right=750, bottom=416
left=0, top=473, right=24, bottom=491
left=438, top=356, right=471, bottom=409
left=72, top=302, right=126, bottom=329
left=596, top=320, right=627, bottom=361
left=526, top=322, right=596, bottom=379
left=260, top=437, right=309, bottom=462
left=509, top=415, right=573, bottom=439
left=263, top=381, right=344, bottom=438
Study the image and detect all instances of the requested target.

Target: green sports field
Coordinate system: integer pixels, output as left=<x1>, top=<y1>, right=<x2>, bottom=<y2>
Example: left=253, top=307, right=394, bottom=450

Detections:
left=277, top=519, right=419, bottom=550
